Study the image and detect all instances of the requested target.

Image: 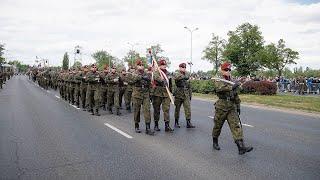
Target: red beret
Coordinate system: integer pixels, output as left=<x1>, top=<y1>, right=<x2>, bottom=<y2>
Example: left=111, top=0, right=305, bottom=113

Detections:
left=147, top=66, right=152, bottom=71
left=91, top=64, right=97, bottom=67
left=221, top=62, right=231, bottom=70
left=159, top=59, right=167, bottom=66
left=136, top=60, right=143, bottom=66
left=179, top=63, right=186, bottom=68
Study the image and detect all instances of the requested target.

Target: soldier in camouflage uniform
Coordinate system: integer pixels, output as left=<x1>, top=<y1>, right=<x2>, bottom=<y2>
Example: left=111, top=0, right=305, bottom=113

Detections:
left=0, top=69, right=3, bottom=89
left=80, top=65, right=89, bottom=110
left=119, top=68, right=126, bottom=109
left=152, top=59, right=174, bottom=132
left=74, top=67, right=82, bottom=108
left=123, top=66, right=135, bottom=112
left=212, top=62, right=253, bottom=155
left=173, top=63, right=195, bottom=128
left=105, top=65, right=121, bottom=115
left=86, top=64, right=102, bottom=116
left=132, top=60, right=154, bottom=135
left=100, top=65, right=109, bottom=111
left=68, top=69, right=76, bottom=104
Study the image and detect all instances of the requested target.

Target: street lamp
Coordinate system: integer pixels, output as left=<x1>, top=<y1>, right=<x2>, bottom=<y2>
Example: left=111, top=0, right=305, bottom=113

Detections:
left=127, top=42, right=139, bottom=65
left=184, top=26, right=199, bottom=73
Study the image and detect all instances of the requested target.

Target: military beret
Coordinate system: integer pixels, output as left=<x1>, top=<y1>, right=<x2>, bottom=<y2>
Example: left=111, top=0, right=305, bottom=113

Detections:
left=136, top=59, right=143, bottom=66
left=159, top=59, right=167, bottom=66
left=221, top=62, right=231, bottom=71
left=103, top=64, right=108, bottom=70
left=179, top=63, right=186, bottom=68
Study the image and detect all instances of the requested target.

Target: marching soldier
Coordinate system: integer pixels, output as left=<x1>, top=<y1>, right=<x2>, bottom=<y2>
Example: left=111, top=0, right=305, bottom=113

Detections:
left=74, top=67, right=82, bottom=108
left=173, top=63, right=195, bottom=128
left=80, top=65, right=89, bottom=110
left=212, top=62, right=253, bottom=155
left=105, top=65, right=121, bottom=115
left=0, top=69, right=3, bottom=89
left=119, top=68, right=126, bottom=109
left=153, top=59, right=174, bottom=132
left=86, top=64, right=102, bottom=116
left=100, top=65, right=109, bottom=111
left=132, top=60, right=154, bottom=135
left=123, top=66, right=135, bottom=112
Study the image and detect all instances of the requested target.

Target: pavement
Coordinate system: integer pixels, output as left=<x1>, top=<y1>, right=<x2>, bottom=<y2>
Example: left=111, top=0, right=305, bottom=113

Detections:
left=0, top=75, right=320, bottom=180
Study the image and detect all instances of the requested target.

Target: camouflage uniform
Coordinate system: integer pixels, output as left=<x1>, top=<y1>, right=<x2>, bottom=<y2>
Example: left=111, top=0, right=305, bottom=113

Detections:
left=173, top=69, right=194, bottom=128
left=212, top=62, right=253, bottom=155
left=123, top=69, right=134, bottom=112
left=105, top=68, right=121, bottom=115
left=0, top=71, right=3, bottom=89
left=86, top=69, right=102, bottom=115
left=80, top=69, right=88, bottom=110
left=74, top=70, right=82, bottom=107
left=100, top=70, right=109, bottom=111
left=152, top=59, right=174, bottom=132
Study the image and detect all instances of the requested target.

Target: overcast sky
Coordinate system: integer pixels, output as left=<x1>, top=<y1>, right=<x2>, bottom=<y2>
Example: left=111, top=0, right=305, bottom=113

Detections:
left=0, top=0, right=319, bottom=71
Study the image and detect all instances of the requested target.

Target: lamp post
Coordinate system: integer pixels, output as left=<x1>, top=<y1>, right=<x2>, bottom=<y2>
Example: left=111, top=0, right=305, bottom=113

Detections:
left=184, top=26, right=198, bottom=73
left=127, top=42, right=139, bottom=66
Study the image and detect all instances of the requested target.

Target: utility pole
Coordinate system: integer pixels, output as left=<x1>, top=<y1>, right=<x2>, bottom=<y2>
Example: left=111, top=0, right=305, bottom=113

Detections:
left=184, top=26, right=199, bottom=73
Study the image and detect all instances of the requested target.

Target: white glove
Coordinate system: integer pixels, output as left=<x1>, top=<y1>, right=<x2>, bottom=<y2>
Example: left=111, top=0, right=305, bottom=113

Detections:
left=124, top=82, right=128, bottom=85
left=113, top=78, right=119, bottom=82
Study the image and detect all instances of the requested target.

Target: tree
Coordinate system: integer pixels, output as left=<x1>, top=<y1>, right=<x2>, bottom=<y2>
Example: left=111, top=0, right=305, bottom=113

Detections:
left=0, top=44, right=6, bottom=65
left=146, top=44, right=170, bottom=66
left=8, top=60, right=28, bottom=73
left=259, top=39, right=299, bottom=77
left=72, top=61, right=82, bottom=68
left=92, top=50, right=115, bottom=70
left=62, top=52, right=69, bottom=70
left=202, top=33, right=226, bottom=75
left=224, top=23, right=264, bottom=76
left=123, top=50, right=141, bottom=67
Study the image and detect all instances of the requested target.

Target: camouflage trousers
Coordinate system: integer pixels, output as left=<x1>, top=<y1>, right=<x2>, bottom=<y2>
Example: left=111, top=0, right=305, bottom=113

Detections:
left=153, top=96, right=170, bottom=122
left=119, top=87, right=126, bottom=107
left=100, top=87, right=108, bottom=108
left=74, top=84, right=80, bottom=106
left=69, top=85, right=75, bottom=104
left=212, top=107, right=243, bottom=141
left=80, top=85, right=87, bottom=109
left=107, top=88, right=120, bottom=109
left=124, top=89, right=132, bottom=109
left=174, top=97, right=191, bottom=121
left=87, top=86, right=101, bottom=111
left=133, top=95, right=151, bottom=123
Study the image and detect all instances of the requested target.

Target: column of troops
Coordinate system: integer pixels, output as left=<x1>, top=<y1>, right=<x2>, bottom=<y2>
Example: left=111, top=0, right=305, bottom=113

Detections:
left=28, top=60, right=253, bottom=155
left=29, top=59, right=195, bottom=136
left=0, top=68, right=14, bottom=89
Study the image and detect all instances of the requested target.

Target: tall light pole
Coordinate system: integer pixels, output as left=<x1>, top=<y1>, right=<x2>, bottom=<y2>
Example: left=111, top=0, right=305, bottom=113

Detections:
left=127, top=42, right=139, bottom=66
left=184, top=26, right=198, bottom=73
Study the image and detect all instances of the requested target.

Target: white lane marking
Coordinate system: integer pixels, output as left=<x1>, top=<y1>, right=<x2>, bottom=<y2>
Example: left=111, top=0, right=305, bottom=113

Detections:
left=55, top=95, right=60, bottom=99
left=46, top=90, right=51, bottom=93
left=104, top=123, right=133, bottom=139
left=208, top=116, right=254, bottom=127
left=71, top=105, right=80, bottom=110
left=242, top=124, right=254, bottom=127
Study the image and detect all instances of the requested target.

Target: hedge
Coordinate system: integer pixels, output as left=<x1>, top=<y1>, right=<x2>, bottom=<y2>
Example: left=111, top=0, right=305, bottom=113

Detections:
left=190, top=80, right=277, bottom=95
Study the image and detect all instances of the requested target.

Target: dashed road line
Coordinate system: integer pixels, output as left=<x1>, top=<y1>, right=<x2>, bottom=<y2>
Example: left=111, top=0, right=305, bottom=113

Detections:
left=104, top=123, right=133, bottom=139
left=55, top=95, right=60, bottom=99
left=208, top=116, right=254, bottom=127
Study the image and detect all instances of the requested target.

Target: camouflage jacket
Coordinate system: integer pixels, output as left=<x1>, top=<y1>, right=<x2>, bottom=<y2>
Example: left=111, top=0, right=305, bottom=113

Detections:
left=153, top=69, right=172, bottom=98
left=214, top=77, right=241, bottom=111
left=173, top=71, right=192, bottom=99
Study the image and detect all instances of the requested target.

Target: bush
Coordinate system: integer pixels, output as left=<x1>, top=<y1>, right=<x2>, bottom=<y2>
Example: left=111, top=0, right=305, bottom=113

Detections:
left=241, top=80, right=277, bottom=95
left=190, top=80, right=215, bottom=94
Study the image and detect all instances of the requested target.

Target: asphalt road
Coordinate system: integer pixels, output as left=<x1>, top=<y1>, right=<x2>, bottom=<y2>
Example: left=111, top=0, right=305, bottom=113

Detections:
left=1, top=76, right=319, bottom=180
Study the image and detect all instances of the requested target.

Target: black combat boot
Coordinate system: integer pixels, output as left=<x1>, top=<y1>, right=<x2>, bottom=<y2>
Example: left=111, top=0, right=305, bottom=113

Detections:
left=145, top=123, right=155, bottom=135
left=165, top=122, right=174, bottom=132
left=212, top=137, right=221, bottom=150
left=235, top=139, right=253, bottom=155
left=127, top=105, right=131, bottom=113
left=154, top=121, right=160, bottom=131
left=116, top=108, right=121, bottom=116
left=108, top=107, right=113, bottom=114
left=174, top=119, right=180, bottom=128
left=135, top=123, right=141, bottom=133
left=95, top=109, right=100, bottom=116
left=186, top=119, right=195, bottom=128
left=89, top=109, right=94, bottom=115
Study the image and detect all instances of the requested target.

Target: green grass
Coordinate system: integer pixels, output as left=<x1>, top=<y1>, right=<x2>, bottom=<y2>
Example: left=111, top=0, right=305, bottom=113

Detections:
left=193, top=93, right=320, bottom=113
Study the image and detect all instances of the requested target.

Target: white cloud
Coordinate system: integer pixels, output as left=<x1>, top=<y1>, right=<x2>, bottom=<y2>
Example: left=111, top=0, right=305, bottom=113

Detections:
left=0, top=0, right=319, bottom=71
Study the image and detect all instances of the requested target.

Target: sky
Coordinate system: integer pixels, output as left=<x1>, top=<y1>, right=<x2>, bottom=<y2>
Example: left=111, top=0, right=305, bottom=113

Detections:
left=0, top=0, right=319, bottom=72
